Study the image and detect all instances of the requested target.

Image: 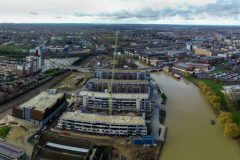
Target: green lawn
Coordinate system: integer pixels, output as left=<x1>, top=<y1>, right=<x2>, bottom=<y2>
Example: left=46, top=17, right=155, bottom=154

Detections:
left=183, top=74, right=228, bottom=110
left=0, top=45, right=30, bottom=53
left=232, top=112, right=240, bottom=125
left=200, top=79, right=227, bottom=110
left=0, top=126, right=11, bottom=139
left=44, top=68, right=61, bottom=76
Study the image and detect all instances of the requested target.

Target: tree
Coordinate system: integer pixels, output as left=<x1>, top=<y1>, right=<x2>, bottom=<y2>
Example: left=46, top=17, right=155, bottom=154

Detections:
left=202, top=85, right=211, bottom=94
left=217, top=112, right=233, bottom=128
left=212, top=102, right=221, bottom=112
left=197, top=81, right=205, bottom=89
left=206, top=91, right=215, bottom=98
left=208, top=95, right=221, bottom=105
left=223, top=123, right=240, bottom=138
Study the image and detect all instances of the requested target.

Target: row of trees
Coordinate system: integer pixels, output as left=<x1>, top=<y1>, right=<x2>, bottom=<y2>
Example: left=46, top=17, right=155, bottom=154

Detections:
left=197, top=81, right=222, bottom=112
left=197, top=81, right=240, bottom=138
left=217, top=112, right=240, bottom=138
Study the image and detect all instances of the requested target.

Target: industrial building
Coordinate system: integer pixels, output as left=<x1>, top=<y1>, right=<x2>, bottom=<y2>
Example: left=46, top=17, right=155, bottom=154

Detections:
left=0, top=140, right=26, bottom=160
left=57, top=112, right=147, bottom=136
left=12, top=90, right=66, bottom=126
left=86, top=78, right=151, bottom=94
left=95, top=69, right=150, bottom=80
left=76, top=91, right=151, bottom=112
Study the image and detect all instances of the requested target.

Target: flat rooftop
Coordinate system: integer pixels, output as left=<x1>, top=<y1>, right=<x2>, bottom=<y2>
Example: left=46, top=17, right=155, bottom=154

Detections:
left=0, top=140, right=25, bottom=159
left=61, top=112, right=146, bottom=126
left=87, top=78, right=149, bottom=84
left=79, top=90, right=149, bottom=99
left=18, top=90, right=64, bottom=112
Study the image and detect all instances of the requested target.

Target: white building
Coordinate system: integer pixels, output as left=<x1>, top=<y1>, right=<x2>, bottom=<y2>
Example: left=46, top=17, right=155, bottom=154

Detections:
left=76, top=91, right=151, bottom=112
left=57, top=112, right=147, bottom=136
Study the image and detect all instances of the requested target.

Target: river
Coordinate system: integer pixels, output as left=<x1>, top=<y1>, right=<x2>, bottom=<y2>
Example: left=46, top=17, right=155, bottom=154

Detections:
left=151, top=72, right=240, bottom=160
left=137, top=62, right=240, bottom=160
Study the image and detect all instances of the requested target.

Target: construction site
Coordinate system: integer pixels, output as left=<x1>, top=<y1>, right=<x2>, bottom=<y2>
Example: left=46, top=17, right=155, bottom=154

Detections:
left=48, top=33, right=166, bottom=160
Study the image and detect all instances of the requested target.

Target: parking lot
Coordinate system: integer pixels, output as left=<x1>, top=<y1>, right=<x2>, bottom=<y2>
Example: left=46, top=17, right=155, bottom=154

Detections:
left=209, top=72, right=240, bottom=81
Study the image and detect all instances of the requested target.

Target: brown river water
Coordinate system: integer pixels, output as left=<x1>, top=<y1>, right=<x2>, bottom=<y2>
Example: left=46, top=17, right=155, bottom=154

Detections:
left=136, top=61, right=240, bottom=160
left=151, top=72, right=240, bottom=160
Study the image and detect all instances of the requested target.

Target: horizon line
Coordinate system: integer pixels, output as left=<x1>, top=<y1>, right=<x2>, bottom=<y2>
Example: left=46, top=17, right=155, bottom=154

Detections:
left=0, top=22, right=240, bottom=27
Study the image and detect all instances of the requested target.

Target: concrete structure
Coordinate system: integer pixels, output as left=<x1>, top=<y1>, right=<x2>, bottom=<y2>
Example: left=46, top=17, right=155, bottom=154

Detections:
left=57, top=112, right=147, bottom=136
left=12, top=89, right=66, bottom=126
left=86, top=78, right=151, bottom=94
left=95, top=69, right=150, bottom=80
left=0, top=140, right=26, bottom=160
left=76, top=91, right=151, bottom=112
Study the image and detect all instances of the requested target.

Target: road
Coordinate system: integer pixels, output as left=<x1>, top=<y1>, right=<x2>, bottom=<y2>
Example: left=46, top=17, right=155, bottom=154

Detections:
left=0, top=72, right=70, bottom=118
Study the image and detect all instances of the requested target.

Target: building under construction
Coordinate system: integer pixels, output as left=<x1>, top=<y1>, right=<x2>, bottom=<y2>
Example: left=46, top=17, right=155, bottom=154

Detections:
left=86, top=78, right=151, bottom=94
left=76, top=91, right=151, bottom=112
left=57, top=112, right=147, bottom=136
left=95, top=69, right=150, bottom=80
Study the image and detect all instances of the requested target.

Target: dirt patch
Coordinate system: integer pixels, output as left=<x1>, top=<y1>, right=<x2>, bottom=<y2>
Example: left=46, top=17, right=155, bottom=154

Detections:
left=53, top=72, right=93, bottom=91
left=56, top=131, right=160, bottom=160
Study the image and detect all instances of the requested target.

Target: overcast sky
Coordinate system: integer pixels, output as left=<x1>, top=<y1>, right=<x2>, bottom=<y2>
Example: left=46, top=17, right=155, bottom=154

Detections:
left=0, top=0, right=239, bottom=25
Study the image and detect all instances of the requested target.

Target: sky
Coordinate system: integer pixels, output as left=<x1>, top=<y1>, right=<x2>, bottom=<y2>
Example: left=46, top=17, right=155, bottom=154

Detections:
left=0, top=0, right=240, bottom=25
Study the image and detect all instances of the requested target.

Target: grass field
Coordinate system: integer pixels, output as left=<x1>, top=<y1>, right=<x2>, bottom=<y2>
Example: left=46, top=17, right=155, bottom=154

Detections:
left=183, top=74, right=228, bottom=110
left=44, top=68, right=61, bottom=76
left=232, top=112, right=240, bottom=124
left=200, top=79, right=227, bottom=109
left=53, top=72, right=93, bottom=91
left=0, top=45, right=30, bottom=53
left=0, top=126, right=11, bottom=139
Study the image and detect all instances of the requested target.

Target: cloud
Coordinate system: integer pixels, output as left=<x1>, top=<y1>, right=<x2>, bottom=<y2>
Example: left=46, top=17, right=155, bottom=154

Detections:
left=196, top=0, right=240, bottom=18
left=30, top=11, right=39, bottom=16
left=73, top=0, right=240, bottom=21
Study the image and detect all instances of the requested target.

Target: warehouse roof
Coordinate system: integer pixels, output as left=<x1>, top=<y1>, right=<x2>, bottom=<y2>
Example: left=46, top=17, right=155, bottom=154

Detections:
left=61, top=112, right=146, bottom=126
left=0, top=140, right=25, bottom=159
left=87, top=78, right=149, bottom=84
left=18, top=90, right=64, bottom=112
left=79, top=91, right=149, bottom=99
